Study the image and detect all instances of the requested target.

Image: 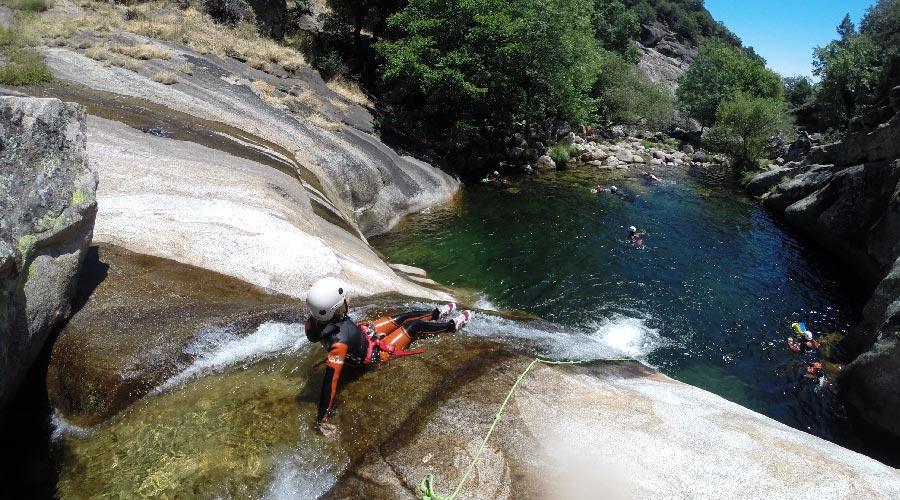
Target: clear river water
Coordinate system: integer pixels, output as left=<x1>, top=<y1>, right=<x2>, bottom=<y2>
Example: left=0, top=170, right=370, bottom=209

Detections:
left=371, top=163, right=895, bottom=460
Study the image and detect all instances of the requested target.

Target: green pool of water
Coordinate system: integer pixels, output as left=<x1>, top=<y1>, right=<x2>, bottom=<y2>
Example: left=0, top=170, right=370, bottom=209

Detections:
left=372, top=165, right=870, bottom=443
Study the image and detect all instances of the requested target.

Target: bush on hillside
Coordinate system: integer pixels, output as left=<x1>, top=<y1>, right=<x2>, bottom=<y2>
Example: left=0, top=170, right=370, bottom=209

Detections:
left=548, top=141, right=580, bottom=168
left=202, top=0, right=257, bottom=27
left=676, top=40, right=783, bottom=130
left=594, top=51, right=674, bottom=130
left=705, top=93, right=792, bottom=171
left=593, top=0, right=640, bottom=61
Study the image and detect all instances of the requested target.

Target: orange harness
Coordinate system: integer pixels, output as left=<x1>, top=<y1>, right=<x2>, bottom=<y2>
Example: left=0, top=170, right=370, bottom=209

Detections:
left=360, top=323, right=425, bottom=364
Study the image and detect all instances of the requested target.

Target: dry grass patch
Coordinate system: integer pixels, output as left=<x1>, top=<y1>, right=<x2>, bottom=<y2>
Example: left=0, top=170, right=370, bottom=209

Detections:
left=19, top=1, right=307, bottom=76
left=326, top=76, right=371, bottom=108
left=151, top=71, right=177, bottom=85
left=84, top=45, right=111, bottom=61
left=179, top=61, right=192, bottom=75
left=111, top=43, right=171, bottom=60
left=295, top=88, right=321, bottom=109
left=308, top=112, right=343, bottom=132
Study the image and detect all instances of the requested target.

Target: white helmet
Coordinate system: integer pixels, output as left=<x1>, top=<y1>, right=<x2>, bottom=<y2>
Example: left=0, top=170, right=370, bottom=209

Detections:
left=629, top=226, right=637, bottom=233
left=610, top=185, right=618, bottom=192
left=803, top=330, right=813, bottom=341
left=307, top=277, right=348, bottom=322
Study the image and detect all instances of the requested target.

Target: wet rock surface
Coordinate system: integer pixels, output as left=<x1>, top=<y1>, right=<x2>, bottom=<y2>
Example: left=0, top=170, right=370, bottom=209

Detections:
left=83, top=113, right=446, bottom=300
left=47, top=243, right=303, bottom=427
left=0, top=96, right=97, bottom=407
left=55, top=330, right=900, bottom=498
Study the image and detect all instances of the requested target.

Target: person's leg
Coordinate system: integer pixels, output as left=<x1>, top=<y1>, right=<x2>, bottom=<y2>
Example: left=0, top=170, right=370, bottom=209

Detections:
left=370, top=310, right=436, bottom=336
left=381, top=317, right=461, bottom=351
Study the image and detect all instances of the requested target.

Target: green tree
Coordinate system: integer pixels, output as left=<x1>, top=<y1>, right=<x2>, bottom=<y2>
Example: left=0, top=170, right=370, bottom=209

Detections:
left=813, top=32, right=880, bottom=127
left=837, top=13, right=856, bottom=41
left=676, top=40, right=783, bottom=130
left=782, top=75, right=815, bottom=108
left=705, top=93, right=792, bottom=170
left=593, top=0, right=639, bottom=61
left=376, top=0, right=602, bottom=166
left=860, top=0, right=900, bottom=95
left=594, top=51, right=673, bottom=129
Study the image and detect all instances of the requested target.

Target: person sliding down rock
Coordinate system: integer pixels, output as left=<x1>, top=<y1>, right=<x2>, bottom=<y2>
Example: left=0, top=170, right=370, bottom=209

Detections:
left=303, top=277, right=472, bottom=437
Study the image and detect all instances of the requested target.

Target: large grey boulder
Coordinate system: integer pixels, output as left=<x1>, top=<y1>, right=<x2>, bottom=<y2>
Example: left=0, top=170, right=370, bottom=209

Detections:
left=0, top=97, right=97, bottom=407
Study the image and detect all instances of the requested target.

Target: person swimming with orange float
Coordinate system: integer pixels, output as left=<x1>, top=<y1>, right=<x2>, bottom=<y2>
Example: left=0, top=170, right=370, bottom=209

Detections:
left=304, top=277, right=471, bottom=436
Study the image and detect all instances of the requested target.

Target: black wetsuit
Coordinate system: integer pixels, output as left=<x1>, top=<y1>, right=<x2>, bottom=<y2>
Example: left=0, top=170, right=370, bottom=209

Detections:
left=305, top=310, right=450, bottom=422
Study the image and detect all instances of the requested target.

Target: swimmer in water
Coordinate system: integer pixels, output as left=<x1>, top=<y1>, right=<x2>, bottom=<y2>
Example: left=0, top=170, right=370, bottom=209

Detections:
left=628, top=225, right=646, bottom=246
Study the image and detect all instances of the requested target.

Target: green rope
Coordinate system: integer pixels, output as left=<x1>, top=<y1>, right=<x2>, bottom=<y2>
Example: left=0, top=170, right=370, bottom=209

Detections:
left=419, top=356, right=632, bottom=500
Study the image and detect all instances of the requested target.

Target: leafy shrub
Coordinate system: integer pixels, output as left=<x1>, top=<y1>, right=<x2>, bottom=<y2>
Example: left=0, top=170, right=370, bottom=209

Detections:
left=594, top=51, right=674, bottom=130
left=376, top=0, right=601, bottom=171
left=548, top=141, right=579, bottom=167
left=705, top=93, right=792, bottom=170
left=0, top=48, right=52, bottom=85
left=782, top=76, right=815, bottom=108
left=201, top=0, right=256, bottom=27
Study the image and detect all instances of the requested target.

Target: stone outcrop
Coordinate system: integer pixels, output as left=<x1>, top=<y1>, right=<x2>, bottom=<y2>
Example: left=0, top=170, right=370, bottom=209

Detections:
left=41, top=31, right=459, bottom=238
left=0, top=97, right=97, bottom=407
left=636, top=21, right=697, bottom=96
left=749, top=93, right=900, bottom=437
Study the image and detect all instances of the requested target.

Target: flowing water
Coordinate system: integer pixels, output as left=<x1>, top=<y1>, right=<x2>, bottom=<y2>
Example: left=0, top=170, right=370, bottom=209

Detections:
left=372, top=164, right=880, bottom=452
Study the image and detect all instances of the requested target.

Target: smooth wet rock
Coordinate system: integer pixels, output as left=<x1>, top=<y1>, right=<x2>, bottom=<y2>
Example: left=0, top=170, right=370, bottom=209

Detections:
left=46, top=244, right=303, bottom=426
left=42, top=38, right=458, bottom=237
left=0, top=97, right=97, bottom=407
left=85, top=115, right=447, bottom=301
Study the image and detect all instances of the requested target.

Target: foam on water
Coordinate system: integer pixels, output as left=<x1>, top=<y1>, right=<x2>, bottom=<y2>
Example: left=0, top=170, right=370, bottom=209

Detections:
left=590, top=314, right=663, bottom=359
left=265, top=447, right=347, bottom=500
left=51, top=411, right=91, bottom=441
left=156, top=321, right=308, bottom=392
left=464, top=311, right=661, bottom=361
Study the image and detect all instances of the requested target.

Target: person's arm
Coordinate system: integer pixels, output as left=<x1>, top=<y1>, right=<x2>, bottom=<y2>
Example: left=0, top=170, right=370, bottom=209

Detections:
left=317, top=342, right=348, bottom=423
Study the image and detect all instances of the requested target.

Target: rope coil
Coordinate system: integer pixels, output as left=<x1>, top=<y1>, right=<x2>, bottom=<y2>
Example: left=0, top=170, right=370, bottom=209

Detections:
left=419, top=357, right=632, bottom=500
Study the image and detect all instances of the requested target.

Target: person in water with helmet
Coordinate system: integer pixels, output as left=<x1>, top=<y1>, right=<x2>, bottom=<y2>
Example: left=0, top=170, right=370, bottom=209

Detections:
left=628, top=225, right=646, bottom=246
left=304, top=277, right=472, bottom=436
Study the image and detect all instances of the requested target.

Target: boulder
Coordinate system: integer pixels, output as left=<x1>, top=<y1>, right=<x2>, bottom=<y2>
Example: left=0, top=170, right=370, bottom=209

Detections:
left=649, top=158, right=663, bottom=166
left=534, top=155, right=556, bottom=171
left=0, top=97, right=98, bottom=407
left=682, top=144, right=694, bottom=154
left=745, top=166, right=799, bottom=196
left=631, top=155, right=644, bottom=164
left=615, top=150, right=634, bottom=163
left=761, top=164, right=839, bottom=213
left=604, top=156, right=620, bottom=167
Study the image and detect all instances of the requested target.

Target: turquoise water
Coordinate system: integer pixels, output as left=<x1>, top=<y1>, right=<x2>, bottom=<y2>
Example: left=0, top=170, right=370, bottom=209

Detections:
left=372, top=165, right=871, bottom=445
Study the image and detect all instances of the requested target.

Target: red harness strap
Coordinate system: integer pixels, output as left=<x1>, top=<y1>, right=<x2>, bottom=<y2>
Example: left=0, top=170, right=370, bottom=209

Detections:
left=360, top=322, right=425, bottom=364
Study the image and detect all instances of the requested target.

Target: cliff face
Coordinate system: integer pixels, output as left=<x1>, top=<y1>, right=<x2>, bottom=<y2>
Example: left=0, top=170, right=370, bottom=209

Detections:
left=749, top=86, right=900, bottom=437
left=636, top=20, right=698, bottom=96
left=0, top=96, right=97, bottom=407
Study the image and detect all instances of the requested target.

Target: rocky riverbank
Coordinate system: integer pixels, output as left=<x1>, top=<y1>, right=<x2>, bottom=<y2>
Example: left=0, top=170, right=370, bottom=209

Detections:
left=747, top=85, right=900, bottom=438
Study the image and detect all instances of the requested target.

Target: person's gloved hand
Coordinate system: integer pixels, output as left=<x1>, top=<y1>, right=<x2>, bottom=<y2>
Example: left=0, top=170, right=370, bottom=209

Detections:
left=318, top=421, right=338, bottom=438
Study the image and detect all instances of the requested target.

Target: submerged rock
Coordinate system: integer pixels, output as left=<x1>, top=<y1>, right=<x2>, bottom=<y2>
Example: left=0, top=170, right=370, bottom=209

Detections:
left=47, top=243, right=302, bottom=427
left=0, top=96, right=97, bottom=407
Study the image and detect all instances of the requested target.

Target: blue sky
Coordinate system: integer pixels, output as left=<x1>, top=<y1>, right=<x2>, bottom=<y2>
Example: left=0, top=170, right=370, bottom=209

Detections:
left=704, top=0, right=877, bottom=78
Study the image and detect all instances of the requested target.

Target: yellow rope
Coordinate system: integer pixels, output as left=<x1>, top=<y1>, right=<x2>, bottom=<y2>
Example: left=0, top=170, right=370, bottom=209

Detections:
left=419, top=357, right=632, bottom=500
